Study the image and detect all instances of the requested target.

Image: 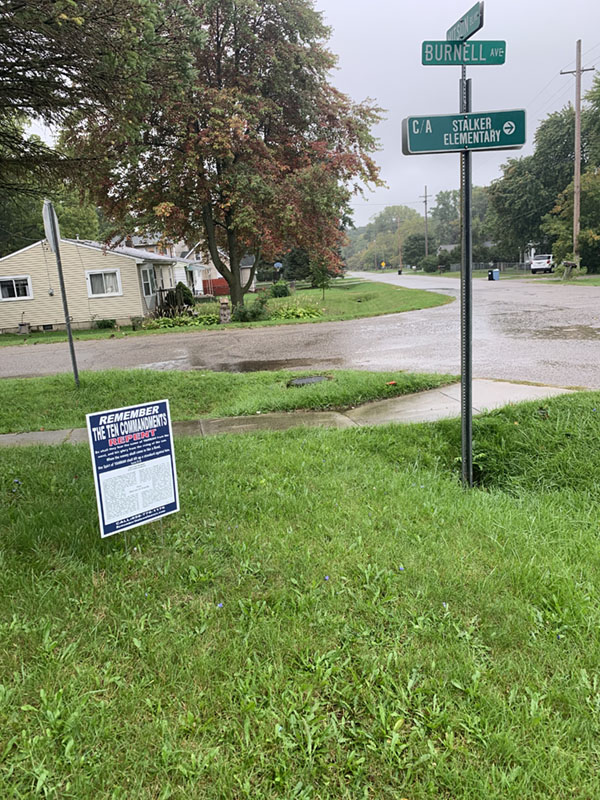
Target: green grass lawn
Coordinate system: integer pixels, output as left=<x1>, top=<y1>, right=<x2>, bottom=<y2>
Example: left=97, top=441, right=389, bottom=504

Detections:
left=0, top=281, right=452, bottom=347
left=279, top=280, right=451, bottom=321
left=572, top=275, right=600, bottom=285
left=539, top=275, right=600, bottom=286
left=2, top=390, right=600, bottom=797
left=0, top=369, right=456, bottom=434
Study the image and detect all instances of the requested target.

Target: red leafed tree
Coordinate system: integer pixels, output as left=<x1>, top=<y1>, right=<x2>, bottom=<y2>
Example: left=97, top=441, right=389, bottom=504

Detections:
left=65, top=0, right=382, bottom=305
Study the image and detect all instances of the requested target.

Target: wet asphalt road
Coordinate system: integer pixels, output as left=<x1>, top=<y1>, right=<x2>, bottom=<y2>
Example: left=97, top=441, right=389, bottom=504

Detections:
left=2, top=273, right=600, bottom=387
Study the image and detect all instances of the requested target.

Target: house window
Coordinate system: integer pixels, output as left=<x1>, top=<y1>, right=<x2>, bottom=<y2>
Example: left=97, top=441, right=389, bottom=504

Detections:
left=86, top=270, right=122, bottom=298
left=140, top=267, right=157, bottom=297
left=0, top=275, right=33, bottom=301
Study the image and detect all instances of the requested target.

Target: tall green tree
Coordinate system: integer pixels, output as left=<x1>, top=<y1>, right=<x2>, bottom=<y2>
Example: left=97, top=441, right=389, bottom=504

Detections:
left=584, top=73, right=600, bottom=167
left=65, top=0, right=382, bottom=306
left=0, top=0, right=191, bottom=195
left=404, top=233, right=431, bottom=265
left=487, top=156, right=543, bottom=257
left=283, top=248, right=311, bottom=281
left=0, top=185, right=100, bottom=258
left=430, top=187, right=491, bottom=250
left=543, top=170, right=600, bottom=271
left=430, top=190, right=460, bottom=245
left=487, top=105, right=593, bottom=256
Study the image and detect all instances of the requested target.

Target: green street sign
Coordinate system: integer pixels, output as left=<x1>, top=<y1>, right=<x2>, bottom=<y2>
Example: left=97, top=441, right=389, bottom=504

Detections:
left=422, top=40, right=505, bottom=66
left=402, top=110, right=526, bottom=155
left=446, top=2, right=484, bottom=42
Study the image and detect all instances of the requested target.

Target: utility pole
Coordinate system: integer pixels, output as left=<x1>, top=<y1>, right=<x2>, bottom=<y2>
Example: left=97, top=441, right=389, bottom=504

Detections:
left=395, top=215, right=404, bottom=268
left=560, top=40, right=594, bottom=262
left=421, top=185, right=430, bottom=256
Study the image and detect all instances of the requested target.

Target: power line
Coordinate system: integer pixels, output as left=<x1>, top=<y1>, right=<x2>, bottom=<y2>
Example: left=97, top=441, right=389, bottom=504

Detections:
left=526, top=73, right=563, bottom=110
left=560, top=40, right=600, bottom=72
left=0, top=225, right=41, bottom=243
left=582, top=40, right=600, bottom=59
left=529, top=79, right=576, bottom=118
left=525, top=44, right=598, bottom=120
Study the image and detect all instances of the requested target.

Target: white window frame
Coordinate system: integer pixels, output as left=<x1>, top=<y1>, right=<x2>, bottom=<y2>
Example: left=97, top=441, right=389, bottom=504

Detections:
left=85, top=269, right=123, bottom=298
left=0, top=275, right=33, bottom=301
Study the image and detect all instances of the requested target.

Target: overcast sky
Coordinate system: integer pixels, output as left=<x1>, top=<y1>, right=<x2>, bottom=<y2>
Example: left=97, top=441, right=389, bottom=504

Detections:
left=318, top=0, right=599, bottom=226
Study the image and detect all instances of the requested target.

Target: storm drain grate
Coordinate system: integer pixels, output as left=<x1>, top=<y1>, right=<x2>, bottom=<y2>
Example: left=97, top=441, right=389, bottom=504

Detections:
left=287, top=376, right=330, bottom=387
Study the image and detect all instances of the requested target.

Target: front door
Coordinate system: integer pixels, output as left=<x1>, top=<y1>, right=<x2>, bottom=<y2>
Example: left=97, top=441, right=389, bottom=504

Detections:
left=140, top=266, right=157, bottom=311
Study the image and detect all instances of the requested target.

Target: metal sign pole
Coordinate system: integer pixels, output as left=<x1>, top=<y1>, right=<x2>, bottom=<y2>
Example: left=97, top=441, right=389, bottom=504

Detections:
left=400, top=2, right=523, bottom=490
left=460, top=71, right=473, bottom=487
left=44, top=201, right=80, bottom=387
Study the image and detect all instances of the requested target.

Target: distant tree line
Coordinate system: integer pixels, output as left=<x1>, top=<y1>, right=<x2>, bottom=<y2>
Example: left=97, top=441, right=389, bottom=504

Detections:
left=343, top=187, right=500, bottom=272
left=344, top=74, right=600, bottom=274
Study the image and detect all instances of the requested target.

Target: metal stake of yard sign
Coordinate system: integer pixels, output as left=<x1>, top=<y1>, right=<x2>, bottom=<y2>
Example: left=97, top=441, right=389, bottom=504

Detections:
left=43, top=200, right=79, bottom=387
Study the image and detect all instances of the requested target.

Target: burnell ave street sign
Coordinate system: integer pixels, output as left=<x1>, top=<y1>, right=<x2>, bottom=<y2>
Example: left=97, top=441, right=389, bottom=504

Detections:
left=422, top=40, right=505, bottom=66
left=402, top=109, right=526, bottom=155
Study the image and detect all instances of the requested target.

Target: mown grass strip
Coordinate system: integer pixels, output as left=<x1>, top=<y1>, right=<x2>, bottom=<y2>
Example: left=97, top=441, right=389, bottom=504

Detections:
left=0, top=280, right=452, bottom=347
left=2, top=391, right=600, bottom=797
left=0, top=368, right=456, bottom=434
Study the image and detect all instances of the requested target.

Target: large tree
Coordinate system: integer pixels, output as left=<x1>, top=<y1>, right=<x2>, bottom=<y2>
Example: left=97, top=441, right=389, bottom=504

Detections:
left=64, top=0, right=382, bottom=305
left=0, top=0, right=191, bottom=195
left=543, top=170, right=600, bottom=271
left=586, top=74, right=600, bottom=168
left=487, top=105, right=593, bottom=256
left=430, top=190, right=460, bottom=245
left=429, top=187, right=491, bottom=250
left=0, top=185, right=100, bottom=258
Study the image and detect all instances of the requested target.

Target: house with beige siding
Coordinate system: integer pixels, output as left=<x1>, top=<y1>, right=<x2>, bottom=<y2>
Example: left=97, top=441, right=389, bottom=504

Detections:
left=0, top=239, right=198, bottom=334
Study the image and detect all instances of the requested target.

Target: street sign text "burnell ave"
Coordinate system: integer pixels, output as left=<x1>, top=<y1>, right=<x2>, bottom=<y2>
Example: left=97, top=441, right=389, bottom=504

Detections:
left=422, top=40, right=505, bottom=66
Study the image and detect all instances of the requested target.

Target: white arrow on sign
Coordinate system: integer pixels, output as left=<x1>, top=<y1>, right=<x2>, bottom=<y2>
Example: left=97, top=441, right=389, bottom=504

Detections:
left=503, top=121, right=516, bottom=135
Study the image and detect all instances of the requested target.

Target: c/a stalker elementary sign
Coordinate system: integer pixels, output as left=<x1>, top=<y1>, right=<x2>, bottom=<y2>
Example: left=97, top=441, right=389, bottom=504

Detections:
left=402, top=109, right=525, bottom=155
left=87, top=399, right=179, bottom=538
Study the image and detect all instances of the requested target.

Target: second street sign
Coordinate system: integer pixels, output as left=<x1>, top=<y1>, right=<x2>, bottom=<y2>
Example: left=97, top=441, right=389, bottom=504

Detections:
left=446, top=2, right=484, bottom=42
left=402, top=110, right=526, bottom=155
left=422, top=40, right=505, bottom=66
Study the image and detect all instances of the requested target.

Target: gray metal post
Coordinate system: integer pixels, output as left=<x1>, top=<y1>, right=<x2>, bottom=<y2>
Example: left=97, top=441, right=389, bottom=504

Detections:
left=460, top=71, right=473, bottom=487
left=48, top=205, right=80, bottom=387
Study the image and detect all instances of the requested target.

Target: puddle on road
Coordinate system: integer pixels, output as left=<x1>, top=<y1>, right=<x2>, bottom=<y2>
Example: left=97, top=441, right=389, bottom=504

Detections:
left=192, top=357, right=344, bottom=373
left=512, top=325, right=600, bottom=340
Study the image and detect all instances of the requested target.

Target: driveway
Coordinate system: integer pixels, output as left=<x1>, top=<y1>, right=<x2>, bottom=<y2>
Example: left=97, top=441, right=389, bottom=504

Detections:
left=1, top=273, right=600, bottom=388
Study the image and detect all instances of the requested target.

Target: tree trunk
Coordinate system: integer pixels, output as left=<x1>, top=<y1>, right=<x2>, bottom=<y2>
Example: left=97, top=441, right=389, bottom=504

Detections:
left=225, top=260, right=244, bottom=308
left=228, top=265, right=245, bottom=306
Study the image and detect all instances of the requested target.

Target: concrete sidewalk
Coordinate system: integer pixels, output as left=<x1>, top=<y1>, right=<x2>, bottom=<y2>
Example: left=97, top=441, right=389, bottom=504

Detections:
left=0, top=379, right=576, bottom=448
